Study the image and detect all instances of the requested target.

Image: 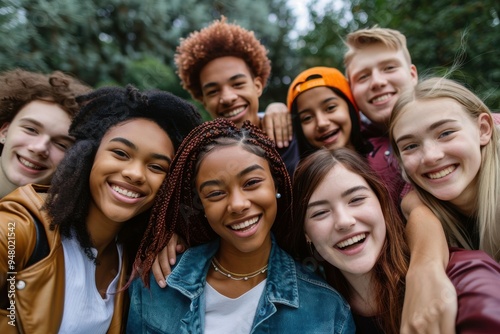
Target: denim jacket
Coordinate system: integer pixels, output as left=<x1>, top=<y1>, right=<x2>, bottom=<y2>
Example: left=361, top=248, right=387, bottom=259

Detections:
left=127, top=235, right=355, bottom=333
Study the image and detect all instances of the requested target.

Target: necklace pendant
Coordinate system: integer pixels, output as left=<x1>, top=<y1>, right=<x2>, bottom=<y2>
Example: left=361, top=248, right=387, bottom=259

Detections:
left=244, top=277, right=249, bottom=281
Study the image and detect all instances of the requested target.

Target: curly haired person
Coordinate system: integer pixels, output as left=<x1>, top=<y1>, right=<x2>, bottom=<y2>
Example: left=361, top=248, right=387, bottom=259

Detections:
left=127, top=119, right=355, bottom=333
left=0, top=68, right=91, bottom=198
left=174, top=16, right=299, bottom=175
left=0, top=85, right=202, bottom=333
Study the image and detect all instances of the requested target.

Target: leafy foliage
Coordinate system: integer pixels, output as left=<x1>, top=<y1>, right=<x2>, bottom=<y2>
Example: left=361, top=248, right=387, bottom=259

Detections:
left=298, top=0, right=500, bottom=110
left=1, top=0, right=498, bottom=111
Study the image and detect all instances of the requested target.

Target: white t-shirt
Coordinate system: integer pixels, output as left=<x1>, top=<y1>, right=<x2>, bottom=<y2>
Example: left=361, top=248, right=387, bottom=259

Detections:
left=59, top=237, right=123, bottom=333
left=204, top=279, right=266, bottom=334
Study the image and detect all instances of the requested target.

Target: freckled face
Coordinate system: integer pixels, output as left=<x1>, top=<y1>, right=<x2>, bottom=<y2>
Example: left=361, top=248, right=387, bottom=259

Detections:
left=88, top=118, right=174, bottom=224
left=196, top=145, right=276, bottom=255
left=304, top=165, right=386, bottom=278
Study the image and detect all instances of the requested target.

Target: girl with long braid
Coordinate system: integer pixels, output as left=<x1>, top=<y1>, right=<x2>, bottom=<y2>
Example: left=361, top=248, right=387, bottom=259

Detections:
left=0, top=85, right=201, bottom=333
left=127, top=118, right=355, bottom=334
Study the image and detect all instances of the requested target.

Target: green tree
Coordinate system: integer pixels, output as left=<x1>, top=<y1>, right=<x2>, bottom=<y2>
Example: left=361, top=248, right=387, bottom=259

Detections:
left=297, top=0, right=500, bottom=110
left=0, top=0, right=298, bottom=114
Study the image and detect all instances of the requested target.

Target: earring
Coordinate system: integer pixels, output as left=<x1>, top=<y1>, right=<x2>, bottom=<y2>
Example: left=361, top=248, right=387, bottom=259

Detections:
left=276, top=193, right=281, bottom=199
left=0, top=138, right=5, bottom=144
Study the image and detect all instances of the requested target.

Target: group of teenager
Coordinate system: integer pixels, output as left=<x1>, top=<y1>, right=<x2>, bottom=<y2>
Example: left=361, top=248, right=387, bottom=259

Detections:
left=0, top=15, right=499, bottom=334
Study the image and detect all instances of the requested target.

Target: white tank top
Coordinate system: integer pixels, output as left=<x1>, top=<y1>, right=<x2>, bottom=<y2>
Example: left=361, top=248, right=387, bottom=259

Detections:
left=59, top=236, right=123, bottom=333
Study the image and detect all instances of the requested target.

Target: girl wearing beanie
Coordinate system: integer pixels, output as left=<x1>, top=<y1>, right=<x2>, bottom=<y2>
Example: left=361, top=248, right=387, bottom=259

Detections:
left=287, top=66, right=372, bottom=159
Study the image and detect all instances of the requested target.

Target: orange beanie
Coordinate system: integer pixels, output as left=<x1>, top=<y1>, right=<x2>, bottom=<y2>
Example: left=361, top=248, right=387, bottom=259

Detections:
left=287, top=67, right=357, bottom=112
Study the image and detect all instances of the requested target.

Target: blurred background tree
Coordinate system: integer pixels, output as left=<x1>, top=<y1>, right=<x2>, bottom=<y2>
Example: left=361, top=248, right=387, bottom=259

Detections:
left=300, top=0, right=500, bottom=110
left=0, top=0, right=498, bottom=116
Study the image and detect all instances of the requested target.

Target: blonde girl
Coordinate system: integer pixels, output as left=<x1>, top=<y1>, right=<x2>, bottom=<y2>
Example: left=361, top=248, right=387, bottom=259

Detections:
left=390, top=77, right=500, bottom=261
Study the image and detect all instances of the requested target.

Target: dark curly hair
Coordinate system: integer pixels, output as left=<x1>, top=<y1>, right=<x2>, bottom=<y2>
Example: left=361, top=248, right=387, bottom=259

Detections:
left=0, top=68, right=91, bottom=153
left=45, top=85, right=202, bottom=261
left=131, top=118, right=292, bottom=287
left=175, top=16, right=271, bottom=101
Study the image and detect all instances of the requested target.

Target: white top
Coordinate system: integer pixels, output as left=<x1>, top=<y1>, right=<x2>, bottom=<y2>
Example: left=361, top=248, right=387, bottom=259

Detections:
left=59, top=236, right=123, bottom=334
left=204, top=279, right=266, bottom=334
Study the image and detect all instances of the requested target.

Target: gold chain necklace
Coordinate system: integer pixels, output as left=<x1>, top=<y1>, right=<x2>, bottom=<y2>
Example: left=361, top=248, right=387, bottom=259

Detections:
left=211, top=257, right=268, bottom=281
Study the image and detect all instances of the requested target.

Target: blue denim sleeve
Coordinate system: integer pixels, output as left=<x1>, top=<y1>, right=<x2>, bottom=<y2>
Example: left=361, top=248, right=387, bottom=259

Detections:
left=126, top=279, right=143, bottom=333
left=341, top=309, right=356, bottom=334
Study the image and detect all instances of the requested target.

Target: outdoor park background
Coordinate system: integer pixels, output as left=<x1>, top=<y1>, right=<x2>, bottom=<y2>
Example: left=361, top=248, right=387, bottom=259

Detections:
left=1, top=0, right=498, bottom=120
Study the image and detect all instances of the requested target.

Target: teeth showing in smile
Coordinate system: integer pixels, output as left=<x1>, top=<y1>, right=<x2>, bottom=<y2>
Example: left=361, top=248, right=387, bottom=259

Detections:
left=19, top=157, right=43, bottom=170
left=222, top=106, right=245, bottom=118
left=319, top=129, right=339, bottom=141
left=230, top=216, right=259, bottom=231
left=371, top=94, right=392, bottom=103
left=427, top=165, right=455, bottom=179
left=112, top=185, right=140, bottom=198
left=336, top=233, right=366, bottom=249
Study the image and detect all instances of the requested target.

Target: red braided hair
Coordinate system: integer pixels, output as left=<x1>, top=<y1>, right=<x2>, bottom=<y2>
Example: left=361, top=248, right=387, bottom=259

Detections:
left=131, top=118, right=293, bottom=287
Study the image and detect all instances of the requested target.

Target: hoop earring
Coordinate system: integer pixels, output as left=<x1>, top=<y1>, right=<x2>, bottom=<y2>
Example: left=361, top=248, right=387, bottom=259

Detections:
left=0, top=137, right=5, bottom=144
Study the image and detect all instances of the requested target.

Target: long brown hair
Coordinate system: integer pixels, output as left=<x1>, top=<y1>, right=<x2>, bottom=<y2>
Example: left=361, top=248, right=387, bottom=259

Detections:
left=290, top=148, right=409, bottom=334
left=131, top=118, right=293, bottom=287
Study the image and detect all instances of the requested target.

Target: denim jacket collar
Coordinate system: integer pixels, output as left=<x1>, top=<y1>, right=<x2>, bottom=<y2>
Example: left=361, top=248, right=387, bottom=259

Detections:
left=167, top=234, right=299, bottom=308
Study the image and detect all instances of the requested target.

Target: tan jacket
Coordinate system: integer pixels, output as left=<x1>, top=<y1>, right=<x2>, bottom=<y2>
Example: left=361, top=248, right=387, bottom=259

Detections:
left=0, top=184, right=127, bottom=334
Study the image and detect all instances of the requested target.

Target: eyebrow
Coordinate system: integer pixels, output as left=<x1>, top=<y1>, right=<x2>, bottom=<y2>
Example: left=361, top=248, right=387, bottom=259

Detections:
left=20, top=117, right=44, bottom=128
left=202, top=73, right=248, bottom=91
left=395, top=119, right=458, bottom=144
left=20, top=117, right=74, bottom=142
left=198, top=164, right=264, bottom=192
left=341, top=185, right=369, bottom=197
left=110, top=137, right=172, bottom=164
left=298, top=97, right=339, bottom=114
left=307, top=185, right=369, bottom=209
left=351, top=58, right=403, bottom=78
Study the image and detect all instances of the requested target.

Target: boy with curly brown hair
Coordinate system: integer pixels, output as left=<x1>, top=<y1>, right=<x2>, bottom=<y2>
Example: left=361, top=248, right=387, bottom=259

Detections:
left=0, top=68, right=91, bottom=198
left=174, top=17, right=299, bottom=174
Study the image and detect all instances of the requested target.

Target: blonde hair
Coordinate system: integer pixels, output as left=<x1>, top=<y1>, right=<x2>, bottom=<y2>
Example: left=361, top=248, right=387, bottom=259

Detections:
left=390, top=77, right=500, bottom=261
left=344, top=26, right=412, bottom=78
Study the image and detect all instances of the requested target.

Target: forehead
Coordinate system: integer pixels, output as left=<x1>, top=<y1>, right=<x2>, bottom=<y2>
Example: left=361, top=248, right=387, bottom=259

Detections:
left=103, top=118, right=162, bottom=137
left=200, top=56, right=253, bottom=84
left=297, top=86, right=344, bottom=107
left=397, top=98, right=468, bottom=125
left=13, top=100, right=70, bottom=124
left=197, top=145, right=269, bottom=179
left=312, top=164, right=368, bottom=197
left=347, top=44, right=408, bottom=74
left=101, top=118, right=173, bottom=151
